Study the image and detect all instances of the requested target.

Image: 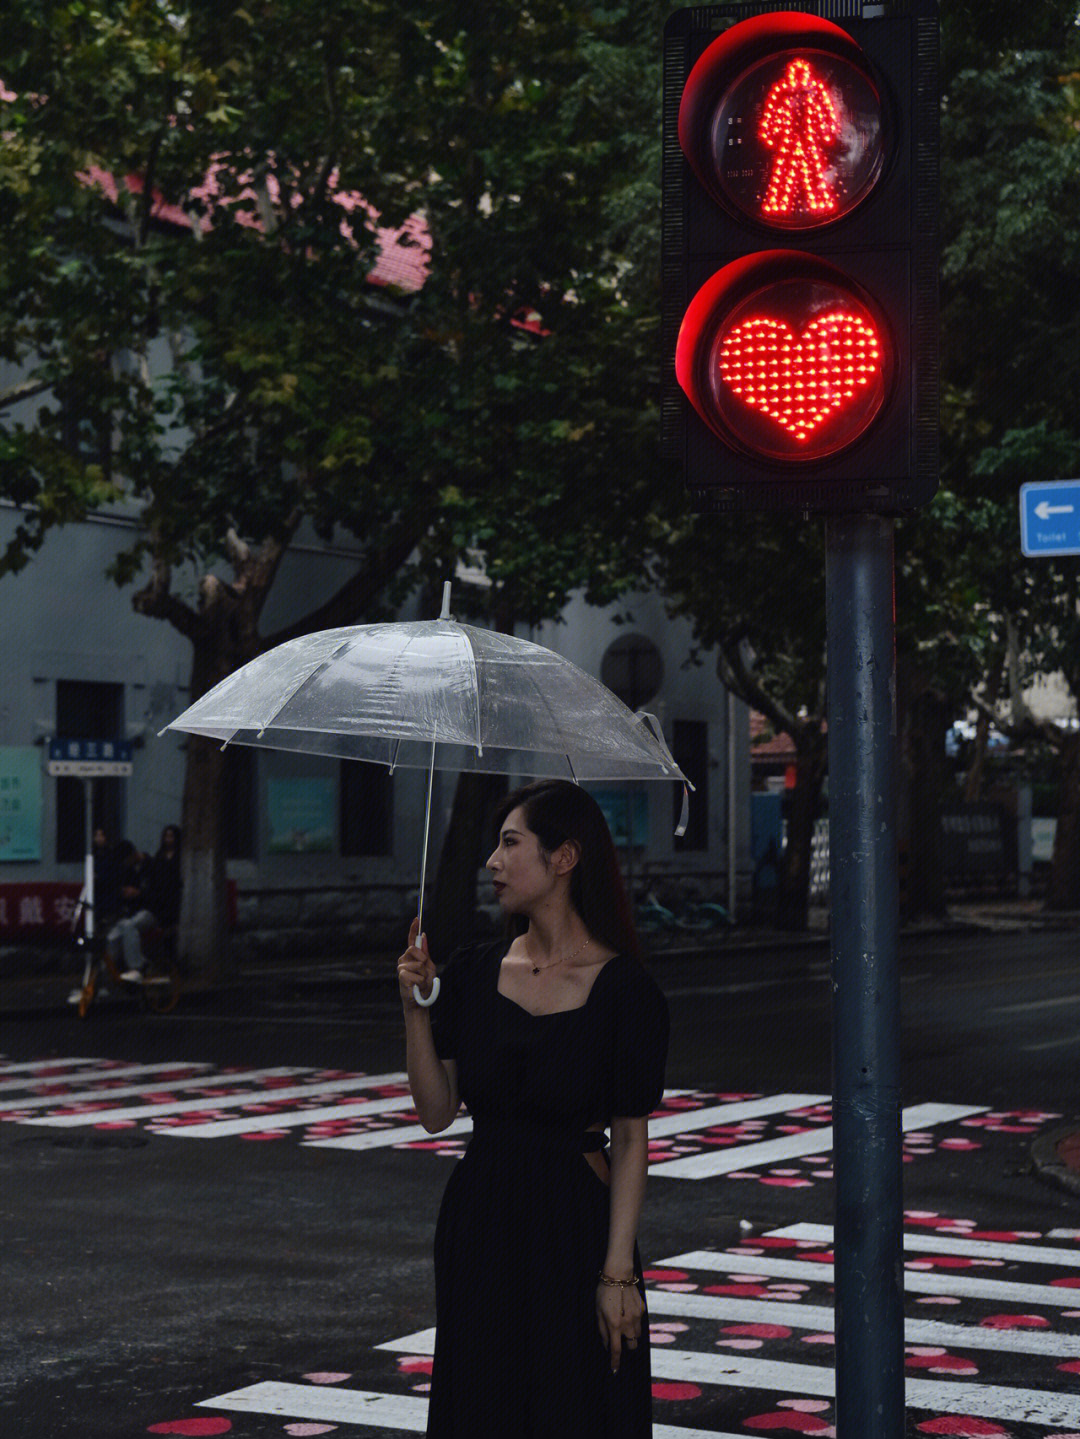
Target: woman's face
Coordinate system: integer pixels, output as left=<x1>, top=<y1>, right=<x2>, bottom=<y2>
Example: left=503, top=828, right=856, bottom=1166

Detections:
left=486, top=806, right=555, bottom=914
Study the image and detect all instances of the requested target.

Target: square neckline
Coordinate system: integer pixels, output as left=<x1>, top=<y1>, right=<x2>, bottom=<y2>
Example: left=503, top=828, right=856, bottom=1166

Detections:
left=495, top=946, right=619, bottom=1018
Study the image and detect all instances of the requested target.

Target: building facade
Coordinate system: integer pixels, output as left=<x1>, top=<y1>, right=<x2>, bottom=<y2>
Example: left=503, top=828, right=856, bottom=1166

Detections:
left=0, top=502, right=751, bottom=958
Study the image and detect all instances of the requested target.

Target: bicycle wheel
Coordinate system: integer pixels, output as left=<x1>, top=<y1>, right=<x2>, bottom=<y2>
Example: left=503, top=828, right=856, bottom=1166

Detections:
left=140, top=954, right=180, bottom=1013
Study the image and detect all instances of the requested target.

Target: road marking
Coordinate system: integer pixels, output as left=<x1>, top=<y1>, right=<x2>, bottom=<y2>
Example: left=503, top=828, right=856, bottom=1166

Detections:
left=306, top=1114, right=475, bottom=1151
left=647, top=1102, right=988, bottom=1179
left=301, top=1092, right=830, bottom=1156
left=23, top=1071, right=408, bottom=1127
left=660, top=1249, right=1080, bottom=1307
left=376, top=1327, right=1080, bottom=1427
left=1023, top=1036, right=1080, bottom=1052
left=646, top=1293, right=1080, bottom=1356
left=993, top=992, right=1080, bottom=1014
left=665, top=978, right=820, bottom=998
left=649, top=1093, right=830, bottom=1140
left=1, top=1066, right=306, bottom=1113
left=0, top=1059, right=196, bottom=1095
left=772, top=1221, right=1080, bottom=1268
left=196, top=1378, right=725, bottom=1438
left=0, top=1057, right=103, bottom=1084
left=155, top=1091, right=421, bottom=1137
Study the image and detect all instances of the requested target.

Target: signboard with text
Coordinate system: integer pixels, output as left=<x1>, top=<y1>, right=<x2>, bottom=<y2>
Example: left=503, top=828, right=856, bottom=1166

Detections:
left=47, top=738, right=134, bottom=778
left=1020, top=480, right=1080, bottom=557
left=0, top=747, right=43, bottom=862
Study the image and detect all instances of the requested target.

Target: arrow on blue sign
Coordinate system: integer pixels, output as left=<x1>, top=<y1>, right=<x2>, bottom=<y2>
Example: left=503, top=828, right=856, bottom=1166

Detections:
left=1020, top=480, right=1080, bottom=557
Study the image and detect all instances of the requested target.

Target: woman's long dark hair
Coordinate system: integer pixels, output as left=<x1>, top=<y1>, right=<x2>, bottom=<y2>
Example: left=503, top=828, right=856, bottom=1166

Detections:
left=491, top=780, right=640, bottom=960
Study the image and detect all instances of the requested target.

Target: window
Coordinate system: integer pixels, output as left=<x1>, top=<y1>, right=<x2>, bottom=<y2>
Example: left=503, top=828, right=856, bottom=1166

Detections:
left=340, top=761, right=393, bottom=857
left=55, top=681, right=124, bottom=862
left=600, top=635, right=664, bottom=713
left=673, top=720, right=709, bottom=852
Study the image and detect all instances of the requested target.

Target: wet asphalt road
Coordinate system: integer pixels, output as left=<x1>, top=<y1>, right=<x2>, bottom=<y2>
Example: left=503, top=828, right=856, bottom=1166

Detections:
left=2, top=926, right=1078, bottom=1437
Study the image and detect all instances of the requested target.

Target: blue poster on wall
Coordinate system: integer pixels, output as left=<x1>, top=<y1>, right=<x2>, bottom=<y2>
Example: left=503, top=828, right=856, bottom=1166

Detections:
left=267, top=777, right=335, bottom=854
left=0, top=747, right=43, bottom=862
left=590, top=789, right=649, bottom=849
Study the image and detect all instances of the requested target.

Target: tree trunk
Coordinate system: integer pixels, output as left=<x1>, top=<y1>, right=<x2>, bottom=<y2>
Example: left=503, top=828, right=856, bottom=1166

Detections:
left=428, top=771, right=509, bottom=965
left=962, top=649, right=1004, bottom=804
left=776, top=727, right=828, bottom=931
left=1046, top=729, right=1080, bottom=911
left=179, top=735, right=231, bottom=980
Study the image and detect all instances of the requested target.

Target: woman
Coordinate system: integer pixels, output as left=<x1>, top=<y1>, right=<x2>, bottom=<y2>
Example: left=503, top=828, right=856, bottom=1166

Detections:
left=396, top=780, right=669, bottom=1438
left=114, top=824, right=182, bottom=980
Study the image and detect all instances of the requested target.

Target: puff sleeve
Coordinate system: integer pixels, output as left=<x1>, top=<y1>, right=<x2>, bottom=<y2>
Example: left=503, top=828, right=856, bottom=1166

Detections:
left=430, top=944, right=472, bottom=1061
left=609, top=960, right=670, bottom=1118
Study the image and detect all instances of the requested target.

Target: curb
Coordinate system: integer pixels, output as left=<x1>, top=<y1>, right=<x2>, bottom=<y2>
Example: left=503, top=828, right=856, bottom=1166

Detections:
left=1031, top=1124, right=1080, bottom=1198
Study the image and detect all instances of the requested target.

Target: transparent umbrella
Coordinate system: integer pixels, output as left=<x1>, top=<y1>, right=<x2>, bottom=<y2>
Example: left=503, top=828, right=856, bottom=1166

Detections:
left=163, top=585, right=690, bottom=1004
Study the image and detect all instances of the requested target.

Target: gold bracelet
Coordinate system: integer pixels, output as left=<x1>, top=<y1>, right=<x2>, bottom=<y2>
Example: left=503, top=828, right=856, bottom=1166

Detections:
left=598, top=1270, right=640, bottom=1289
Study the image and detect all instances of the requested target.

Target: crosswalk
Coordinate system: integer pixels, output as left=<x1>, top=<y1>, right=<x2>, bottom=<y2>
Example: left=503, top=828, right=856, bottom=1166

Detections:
left=5, top=1055, right=1075, bottom=1434
left=188, top=1220, right=1080, bottom=1436
left=0, top=1058, right=1022, bottom=1185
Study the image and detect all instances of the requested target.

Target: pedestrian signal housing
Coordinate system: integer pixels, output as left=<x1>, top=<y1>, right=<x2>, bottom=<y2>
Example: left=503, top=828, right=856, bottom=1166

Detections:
left=662, top=3, right=939, bottom=513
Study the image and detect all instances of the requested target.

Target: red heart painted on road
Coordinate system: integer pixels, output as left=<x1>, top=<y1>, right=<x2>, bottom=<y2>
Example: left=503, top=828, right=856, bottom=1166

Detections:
left=147, top=1420, right=232, bottom=1436
left=719, top=310, right=881, bottom=442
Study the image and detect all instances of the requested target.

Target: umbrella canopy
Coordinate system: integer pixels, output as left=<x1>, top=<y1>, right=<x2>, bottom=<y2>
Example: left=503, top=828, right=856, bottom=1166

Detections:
left=162, top=618, right=689, bottom=786
left=163, top=594, right=691, bottom=1005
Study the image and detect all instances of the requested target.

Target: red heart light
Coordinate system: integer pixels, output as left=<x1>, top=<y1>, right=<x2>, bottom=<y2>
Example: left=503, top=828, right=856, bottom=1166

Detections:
left=718, top=310, right=882, bottom=443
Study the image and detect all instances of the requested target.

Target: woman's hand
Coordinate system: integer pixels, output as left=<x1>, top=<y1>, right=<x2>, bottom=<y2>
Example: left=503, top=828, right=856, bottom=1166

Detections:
left=396, top=918, right=436, bottom=1011
left=596, top=1278, right=643, bottom=1374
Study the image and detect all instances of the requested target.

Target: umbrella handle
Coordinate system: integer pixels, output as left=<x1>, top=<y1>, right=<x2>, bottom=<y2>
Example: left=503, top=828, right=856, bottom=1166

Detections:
left=413, top=976, right=441, bottom=1007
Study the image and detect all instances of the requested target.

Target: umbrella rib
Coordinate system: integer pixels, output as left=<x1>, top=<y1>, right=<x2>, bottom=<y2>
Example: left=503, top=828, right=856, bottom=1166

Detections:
left=522, top=657, right=578, bottom=783
left=460, top=625, right=484, bottom=756
left=251, top=639, right=356, bottom=735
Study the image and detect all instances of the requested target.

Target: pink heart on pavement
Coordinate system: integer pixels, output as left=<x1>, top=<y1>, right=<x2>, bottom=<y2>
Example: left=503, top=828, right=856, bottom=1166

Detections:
left=147, top=1421, right=232, bottom=1436
left=301, top=1373, right=351, bottom=1384
left=284, top=1427, right=338, bottom=1436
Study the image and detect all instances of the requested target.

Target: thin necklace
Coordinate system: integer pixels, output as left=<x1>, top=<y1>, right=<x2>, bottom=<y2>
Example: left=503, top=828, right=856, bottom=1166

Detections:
left=527, top=935, right=591, bottom=975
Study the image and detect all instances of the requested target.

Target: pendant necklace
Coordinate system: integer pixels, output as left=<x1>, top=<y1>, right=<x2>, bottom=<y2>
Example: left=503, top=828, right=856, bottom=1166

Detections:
left=529, top=936, right=591, bottom=975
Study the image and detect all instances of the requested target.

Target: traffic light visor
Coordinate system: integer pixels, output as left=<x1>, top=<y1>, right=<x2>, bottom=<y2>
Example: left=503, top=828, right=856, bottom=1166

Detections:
left=679, top=12, right=887, bottom=230
left=676, top=253, right=895, bottom=463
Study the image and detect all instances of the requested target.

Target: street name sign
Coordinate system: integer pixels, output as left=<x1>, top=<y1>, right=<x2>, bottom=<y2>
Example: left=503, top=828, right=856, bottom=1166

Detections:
left=47, top=738, right=134, bottom=778
left=1020, top=480, right=1080, bottom=557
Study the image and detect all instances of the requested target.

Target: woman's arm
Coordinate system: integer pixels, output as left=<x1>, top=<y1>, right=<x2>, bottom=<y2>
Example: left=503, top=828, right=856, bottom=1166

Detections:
left=404, top=1012, right=460, bottom=1133
left=396, top=921, right=460, bottom=1133
left=603, top=1114, right=649, bottom=1275
left=596, top=1114, right=650, bottom=1372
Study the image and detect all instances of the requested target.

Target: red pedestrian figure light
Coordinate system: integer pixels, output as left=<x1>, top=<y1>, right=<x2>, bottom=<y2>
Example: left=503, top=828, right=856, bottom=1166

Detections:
left=760, top=58, right=840, bottom=219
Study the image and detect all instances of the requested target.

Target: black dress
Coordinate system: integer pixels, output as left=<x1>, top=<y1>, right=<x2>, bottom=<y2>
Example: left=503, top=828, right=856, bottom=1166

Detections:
left=427, top=940, right=670, bottom=1439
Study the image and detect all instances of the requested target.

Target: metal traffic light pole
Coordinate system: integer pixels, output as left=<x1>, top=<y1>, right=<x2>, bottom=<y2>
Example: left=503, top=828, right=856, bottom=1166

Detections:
left=825, top=512, right=904, bottom=1439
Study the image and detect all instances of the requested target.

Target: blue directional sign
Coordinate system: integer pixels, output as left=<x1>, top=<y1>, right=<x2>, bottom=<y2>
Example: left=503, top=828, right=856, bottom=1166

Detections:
left=46, top=738, right=134, bottom=778
left=1020, top=480, right=1080, bottom=557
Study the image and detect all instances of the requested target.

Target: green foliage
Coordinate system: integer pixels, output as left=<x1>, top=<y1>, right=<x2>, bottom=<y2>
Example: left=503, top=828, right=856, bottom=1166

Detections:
left=0, top=0, right=667, bottom=629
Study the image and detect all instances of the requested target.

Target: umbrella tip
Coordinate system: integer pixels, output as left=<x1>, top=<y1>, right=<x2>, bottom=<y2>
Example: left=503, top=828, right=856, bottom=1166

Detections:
left=440, top=580, right=452, bottom=620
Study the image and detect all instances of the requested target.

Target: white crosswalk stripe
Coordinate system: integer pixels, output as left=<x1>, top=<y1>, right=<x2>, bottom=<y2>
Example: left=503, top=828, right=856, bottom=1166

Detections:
left=196, top=1378, right=727, bottom=1438
left=646, top=1102, right=989, bottom=1178
left=302, top=1090, right=826, bottom=1155
left=192, top=1221, right=1080, bottom=1435
left=23, top=1070, right=409, bottom=1127
left=0, top=1059, right=201, bottom=1095
left=0, top=1056, right=103, bottom=1086
left=773, top=1220, right=1080, bottom=1268
left=1, top=1065, right=302, bottom=1112
left=661, top=1248, right=1080, bottom=1308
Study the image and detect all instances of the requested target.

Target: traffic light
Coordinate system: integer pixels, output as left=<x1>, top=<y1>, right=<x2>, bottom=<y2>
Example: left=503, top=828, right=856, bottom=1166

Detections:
left=662, top=3, right=939, bottom=513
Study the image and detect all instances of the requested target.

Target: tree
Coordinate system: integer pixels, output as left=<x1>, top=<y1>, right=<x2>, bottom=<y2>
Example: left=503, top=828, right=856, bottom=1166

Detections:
left=905, top=0, right=1080, bottom=910
left=0, top=2, right=668, bottom=969
left=650, top=512, right=829, bottom=931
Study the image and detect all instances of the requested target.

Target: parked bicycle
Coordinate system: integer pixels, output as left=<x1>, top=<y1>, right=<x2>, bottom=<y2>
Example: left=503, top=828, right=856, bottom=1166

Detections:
left=68, top=892, right=180, bottom=1017
left=634, top=889, right=733, bottom=934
